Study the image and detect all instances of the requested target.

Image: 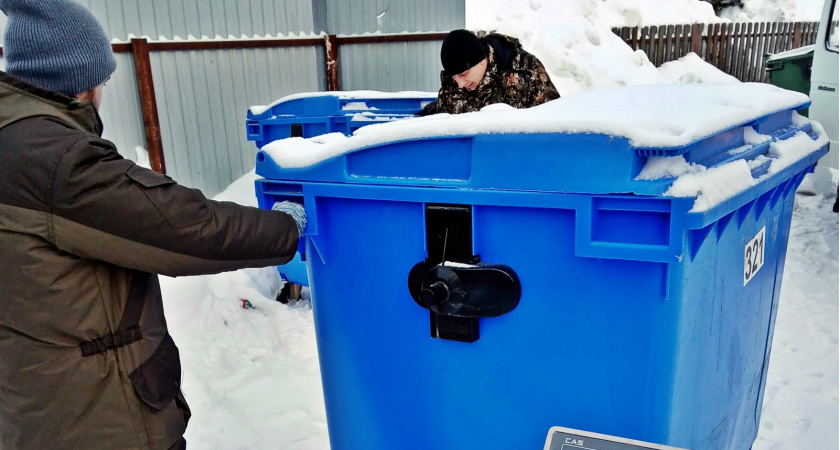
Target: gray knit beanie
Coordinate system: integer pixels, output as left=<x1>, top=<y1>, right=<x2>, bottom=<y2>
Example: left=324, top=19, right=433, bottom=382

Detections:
left=0, top=0, right=116, bottom=97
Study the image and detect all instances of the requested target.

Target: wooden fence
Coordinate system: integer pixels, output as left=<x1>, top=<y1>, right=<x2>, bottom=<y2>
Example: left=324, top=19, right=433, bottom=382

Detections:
left=612, top=22, right=819, bottom=83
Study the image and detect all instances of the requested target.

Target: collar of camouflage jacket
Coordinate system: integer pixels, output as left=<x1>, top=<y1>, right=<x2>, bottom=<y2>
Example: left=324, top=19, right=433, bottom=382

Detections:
left=0, top=71, right=103, bottom=136
left=476, top=44, right=500, bottom=91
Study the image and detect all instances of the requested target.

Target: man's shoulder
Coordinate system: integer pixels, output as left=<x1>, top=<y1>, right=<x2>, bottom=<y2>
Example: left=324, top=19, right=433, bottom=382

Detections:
left=3, top=115, right=94, bottom=144
left=1, top=115, right=113, bottom=168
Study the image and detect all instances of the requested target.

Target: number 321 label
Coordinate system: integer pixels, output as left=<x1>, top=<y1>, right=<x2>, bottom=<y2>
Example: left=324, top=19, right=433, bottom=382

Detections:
left=744, top=227, right=766, bottom=286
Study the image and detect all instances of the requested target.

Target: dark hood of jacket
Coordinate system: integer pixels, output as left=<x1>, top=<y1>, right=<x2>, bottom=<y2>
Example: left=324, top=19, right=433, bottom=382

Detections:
left=480, top=32, right=522, bottom=72
left=0, top=70, right=103, bottom=136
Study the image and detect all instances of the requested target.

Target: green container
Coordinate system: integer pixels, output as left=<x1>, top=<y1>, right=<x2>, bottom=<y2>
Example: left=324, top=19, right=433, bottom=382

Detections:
left=765, top=45, right=814, bottom=116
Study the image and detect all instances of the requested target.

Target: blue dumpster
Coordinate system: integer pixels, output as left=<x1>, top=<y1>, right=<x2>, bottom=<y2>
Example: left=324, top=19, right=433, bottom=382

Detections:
left=247, top=91, right=436, bottom=148
left=248, top=91, right=435, bottom=286
left=254, top=83, right=828, bottom=450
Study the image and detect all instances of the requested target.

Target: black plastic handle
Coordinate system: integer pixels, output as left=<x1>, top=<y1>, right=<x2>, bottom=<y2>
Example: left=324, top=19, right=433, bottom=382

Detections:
left=408, top=260, right=521, bottom=318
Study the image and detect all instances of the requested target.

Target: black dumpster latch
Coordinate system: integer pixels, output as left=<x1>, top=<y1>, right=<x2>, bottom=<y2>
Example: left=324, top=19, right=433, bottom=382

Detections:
left=291, top=123, right=303, bottom=137
left=407, top=204, right=521, bottom=343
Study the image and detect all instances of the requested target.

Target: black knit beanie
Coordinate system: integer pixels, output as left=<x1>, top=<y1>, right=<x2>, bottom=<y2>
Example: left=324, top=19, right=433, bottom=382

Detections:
left=0, top=0, right=117, bottom=97
left=440, top=29, right=486, bottom=76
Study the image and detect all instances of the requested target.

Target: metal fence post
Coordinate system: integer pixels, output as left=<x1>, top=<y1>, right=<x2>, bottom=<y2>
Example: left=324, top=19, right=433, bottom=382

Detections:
left=130, top=38, right=166, bottom=175
left=325, top=34, right=340, bottom=91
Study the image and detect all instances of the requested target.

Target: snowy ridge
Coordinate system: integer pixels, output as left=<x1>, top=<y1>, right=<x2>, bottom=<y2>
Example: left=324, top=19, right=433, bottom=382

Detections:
left=262, top=83, right=809, bottom=169
left=636, top=115, right=828, bottom=212
left=765, top=44, right=817, bottom=62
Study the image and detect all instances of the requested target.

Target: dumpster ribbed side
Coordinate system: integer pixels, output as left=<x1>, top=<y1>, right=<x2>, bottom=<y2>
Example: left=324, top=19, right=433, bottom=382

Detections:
left=669, top=167, right=807, bottom=450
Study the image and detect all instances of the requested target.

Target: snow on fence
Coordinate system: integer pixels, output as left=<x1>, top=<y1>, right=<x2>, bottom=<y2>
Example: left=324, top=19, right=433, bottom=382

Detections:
left=612, top=22, right=820, bottom=83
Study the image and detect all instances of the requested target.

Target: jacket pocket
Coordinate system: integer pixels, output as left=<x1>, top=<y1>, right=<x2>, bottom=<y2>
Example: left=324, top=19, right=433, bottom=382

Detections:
left=126, top=165, right=212, bottom=229
left=128, top=333, right=182, bottom=411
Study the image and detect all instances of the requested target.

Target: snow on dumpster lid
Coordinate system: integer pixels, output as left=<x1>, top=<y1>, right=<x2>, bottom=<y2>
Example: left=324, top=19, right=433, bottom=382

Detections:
left=249, top=90, right=438, bottom=116
left=261, top=83, right=809, bottom=169
left=765, top=44, right=815, bottom=63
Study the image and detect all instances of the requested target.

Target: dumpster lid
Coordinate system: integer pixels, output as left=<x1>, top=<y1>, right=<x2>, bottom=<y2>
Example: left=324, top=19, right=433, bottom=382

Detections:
left=249, top=90, right=437, bottom=119
left=765, top=44, right=815, bottom=63
left=261, top=83, right=810, bottom=169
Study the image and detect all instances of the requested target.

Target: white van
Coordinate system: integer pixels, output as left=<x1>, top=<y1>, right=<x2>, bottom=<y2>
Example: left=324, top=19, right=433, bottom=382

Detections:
left=809, top=0, right=839, bottom=169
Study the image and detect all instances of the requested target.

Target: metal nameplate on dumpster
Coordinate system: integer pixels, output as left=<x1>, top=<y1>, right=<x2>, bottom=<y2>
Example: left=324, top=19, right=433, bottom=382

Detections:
left=544, top=426, right=690, bottom=450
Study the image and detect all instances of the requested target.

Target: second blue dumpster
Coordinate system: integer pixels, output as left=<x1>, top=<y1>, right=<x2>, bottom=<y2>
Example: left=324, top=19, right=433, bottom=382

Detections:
left=247, top=91, right=436, bottom=289
left=254, top=83, right=828, bottom=450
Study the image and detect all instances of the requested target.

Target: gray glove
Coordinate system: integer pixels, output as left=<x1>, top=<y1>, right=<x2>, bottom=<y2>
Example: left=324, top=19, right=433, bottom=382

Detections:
left=272, top=201, right=307, bottom=236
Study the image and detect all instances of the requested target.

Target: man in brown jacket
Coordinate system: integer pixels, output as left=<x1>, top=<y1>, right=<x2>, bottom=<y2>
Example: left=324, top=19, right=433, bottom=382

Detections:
left=422, top=29, right=560, bottom=115
left=0, top=0, right=306, bottom=448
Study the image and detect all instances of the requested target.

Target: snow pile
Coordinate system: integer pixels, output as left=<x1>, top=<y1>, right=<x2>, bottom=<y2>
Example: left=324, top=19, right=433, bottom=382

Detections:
left=466, top=0, right=724, bottom=95
left=765, top=126, right=829, bottom=174
left=161, top=268, right=327, bottom=449
left=746, top=126, right=774, bottom=145
left=657, top=52, right=741, bottom=84
left=465, top=0, right=823, bottom=95
left=635, top=155, right=706, bottom=180
left=212, top=170, right=261, bottom=207
left=720, top=0, right=825, bottom=22
left=665, top=159, right=756, bottom=211
left=134, top=146, right=152, bottom=170
left=798, top=164, right=839, bottom=196
left=341, top=101, right=377, bottom=110
left=753, top=167, right=839, bottom=450
left=634, top=112, right=826, bottom=211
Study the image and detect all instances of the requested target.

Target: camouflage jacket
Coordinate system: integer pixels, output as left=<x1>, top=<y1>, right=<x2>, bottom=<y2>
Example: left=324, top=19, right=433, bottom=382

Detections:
left=434, top=33, right=560, bottom=115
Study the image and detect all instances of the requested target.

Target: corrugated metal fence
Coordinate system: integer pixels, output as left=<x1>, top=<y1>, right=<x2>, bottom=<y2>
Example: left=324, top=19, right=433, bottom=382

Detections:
left=612, top=22, right=820, bottom=82
left=0, top=0, right=462, bottom=197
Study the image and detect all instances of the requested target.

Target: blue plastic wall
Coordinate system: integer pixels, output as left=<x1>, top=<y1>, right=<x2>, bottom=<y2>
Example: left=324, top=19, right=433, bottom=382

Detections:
left=246, top=94, right=435, bottom=149
left=255, top=165, right=808, bottom=450
left=249, top=94, right=435, bottom=286
left=253, top=106, right=826, bottom=449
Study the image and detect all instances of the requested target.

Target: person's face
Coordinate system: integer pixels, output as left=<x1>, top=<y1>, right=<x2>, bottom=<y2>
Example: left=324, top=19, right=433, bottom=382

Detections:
left=90, top=85, right=104, bottom=110
left=452, top=57, right=488, bottom=91
left=74, top=84, right=104, bottom=110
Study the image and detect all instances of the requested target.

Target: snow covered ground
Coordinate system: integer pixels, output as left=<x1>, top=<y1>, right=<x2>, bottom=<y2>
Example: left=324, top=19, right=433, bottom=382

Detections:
left=155, top=0, right=836, bottom=449
left=754, top=167, right=839, bottom=449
